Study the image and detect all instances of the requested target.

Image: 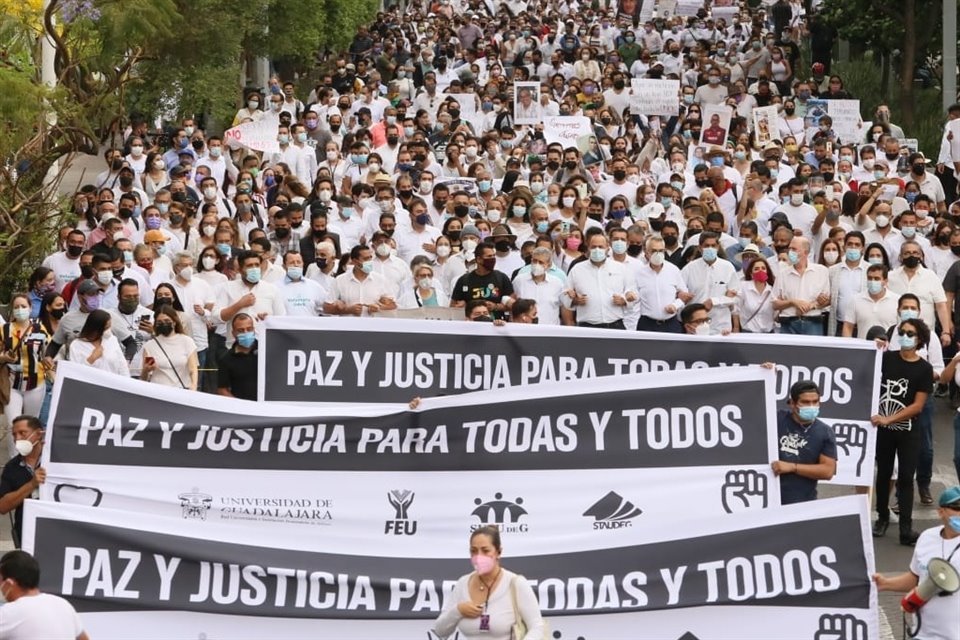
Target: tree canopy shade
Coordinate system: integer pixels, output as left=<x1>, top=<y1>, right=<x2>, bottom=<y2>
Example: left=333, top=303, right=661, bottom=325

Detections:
left=0, top=0, right=377, bottom=298
left=819, top=0, right=941, bottom=127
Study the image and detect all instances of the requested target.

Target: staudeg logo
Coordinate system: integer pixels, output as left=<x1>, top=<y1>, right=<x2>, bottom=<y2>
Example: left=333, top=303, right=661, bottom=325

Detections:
left=179, top=489, right=213, bottom=520
left=385, top=489, right=417, bottom=535
left=471, top=492, right=529, bottom=533
left=583, top=491, right=642, bottom=530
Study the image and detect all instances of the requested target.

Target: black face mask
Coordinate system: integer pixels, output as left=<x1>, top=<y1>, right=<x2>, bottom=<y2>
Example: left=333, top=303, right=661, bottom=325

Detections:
left=494, top=241, right=511, bottom=252
left=383, top=228, right=395, bottom=237
left=316, top=257, right=329, bottom=270
left=821, top=172, right=834, bottom=182
left=66, top=245, right=83, bottom=258
left=565, top=160, right=578, bottom=171
left=172, top=191, right=187, bottom=203
left=192, top=139, right=205, bottom=151
left=414, top=153, right=427, bottom=163
left=112, top=267, right=125, bottom=280
left=80, top=265, right=95, bottom=279
left=523, top=253, right=532, bottom=265
left=613, top=169, right=626, bottom=181
left=454, top=204, right=469, bottom=218
left=330, top=124, right=341, bottom=133
left=662, top=235, right=679, bottom=248
left=448, top=109, right=460, bottom=120
left=952, top=246, right=960, bottom=257
left=912, top=163, right=925, bottom=175
left=155, top=297, right=173, bottom=308
left=111, top=158, right=123, bottom=171
left=938, top=234, right=951, bottom=245
left=399, top=189, right=413, bottom=199
left=274, top=227, right=290, bottom=239
left=784, top=107, right=795, bottom=116
left=118, top=299, right=138, bottom=314
left=387, top=135, right=399, bottom=145
left=626, top=244, right=643, bottom=257
left=119, top=207, right=133, bottom=218
left=312, top=229, right=327, bottom=240
left=613, top=80, right=625, bottom=90
left=119, top=176, right=133, bottom=188
left=903, top=256, right=921, bottom=269
left=695, top=178, right=709, bottom=188
left=447, top=230, right=461, bottom=241
left=155, top=323, right=174, bottom=336
left=50, top=308, right=66, bottom=319
left=650, top=218, right=664, bottom=232
left=547, top=160, right=560, bottom=171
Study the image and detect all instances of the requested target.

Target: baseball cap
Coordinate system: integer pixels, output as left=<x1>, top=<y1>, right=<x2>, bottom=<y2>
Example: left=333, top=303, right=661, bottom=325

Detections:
left=77, top=280, right=100, bottom=296
left=939, top=485, right=960, bottom=507
left=144, top=230, right=166, bottom=243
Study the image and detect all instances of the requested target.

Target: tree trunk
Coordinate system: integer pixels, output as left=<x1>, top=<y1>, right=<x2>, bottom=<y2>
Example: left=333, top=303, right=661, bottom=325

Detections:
left=899, top=0, right=917, bottom=128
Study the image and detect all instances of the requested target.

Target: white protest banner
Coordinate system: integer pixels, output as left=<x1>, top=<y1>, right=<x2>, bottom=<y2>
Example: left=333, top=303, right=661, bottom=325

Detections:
left=630, top=79, right=680, bottom=116
left=259, top=318, right=882, bottom=486
left=675, top=0, right=703, bottom=16
left=42, top=362, right=780, bottom=526
left=23, top=496, right=878, bottom=640
left=711, top=5, right=738, bottom=22
left=435, top=176, right=477, bottom=197
left=377, top=307, right=463, bottom=321
left=826, top=100, right=863, bottom=145
left=753, top=105, right=780, bottom=148
left=224, top=118, right=280, bottom=154
left=639, top=0, right=655, bottom=21
left=543, top=115, right=593, bottom=147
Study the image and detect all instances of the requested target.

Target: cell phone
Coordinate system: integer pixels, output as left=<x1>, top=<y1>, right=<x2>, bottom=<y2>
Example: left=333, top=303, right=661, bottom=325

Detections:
left=139, top=315, right=150, bottom=323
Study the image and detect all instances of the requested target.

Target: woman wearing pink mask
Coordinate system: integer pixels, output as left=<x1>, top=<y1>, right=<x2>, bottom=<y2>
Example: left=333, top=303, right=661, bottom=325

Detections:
left=433, top=526, right=545, bottom=639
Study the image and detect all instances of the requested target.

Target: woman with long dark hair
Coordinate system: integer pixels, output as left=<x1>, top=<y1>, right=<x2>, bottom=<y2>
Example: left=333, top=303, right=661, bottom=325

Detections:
left=68, top=309, right=129, bottom=376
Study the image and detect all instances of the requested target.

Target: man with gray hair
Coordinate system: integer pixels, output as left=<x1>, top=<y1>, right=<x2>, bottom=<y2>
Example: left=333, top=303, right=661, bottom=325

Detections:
left=772, top=236, right=830, bottom=335
left=511, top=247, right=565, bottom=325
left=635, top=235, right=689, bottom=333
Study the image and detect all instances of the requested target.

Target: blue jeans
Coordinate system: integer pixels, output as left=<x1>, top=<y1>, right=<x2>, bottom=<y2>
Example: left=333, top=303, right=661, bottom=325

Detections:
left=779, top=317, right=824, bottom=335
left=916, top=395, right=935, bottom=488
left=954, top=413, right=960, bottom=483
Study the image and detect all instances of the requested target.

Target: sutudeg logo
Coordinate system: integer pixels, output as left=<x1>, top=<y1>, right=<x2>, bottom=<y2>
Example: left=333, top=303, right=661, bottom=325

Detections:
left=471, top=492, right=529, bottom=533
left=385, top=489, right=417, bottom=535
left=583, top=491, right=642, bottom=530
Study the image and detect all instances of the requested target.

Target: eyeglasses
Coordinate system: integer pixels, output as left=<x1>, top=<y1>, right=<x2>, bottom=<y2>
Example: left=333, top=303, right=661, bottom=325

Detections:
left=901, top=331, right=918, bottom=338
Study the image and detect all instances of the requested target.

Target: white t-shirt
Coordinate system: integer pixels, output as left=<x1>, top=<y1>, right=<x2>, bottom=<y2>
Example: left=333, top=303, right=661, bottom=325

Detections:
left=909, top=527, right=960, bottom=640
left=0, top=592, right=85, bottom=640
left=142, top=333, right=197, bottom=389
left=41, top=251, right=82, bottom=293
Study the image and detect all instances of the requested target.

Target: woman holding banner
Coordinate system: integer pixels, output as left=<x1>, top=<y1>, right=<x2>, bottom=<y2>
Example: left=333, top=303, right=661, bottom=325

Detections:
left=433, top=526, right=545, bottom=640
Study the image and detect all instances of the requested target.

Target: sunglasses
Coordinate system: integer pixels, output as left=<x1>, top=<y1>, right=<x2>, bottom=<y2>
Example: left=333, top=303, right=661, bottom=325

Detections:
left=901, top=331, right=918, bottom=338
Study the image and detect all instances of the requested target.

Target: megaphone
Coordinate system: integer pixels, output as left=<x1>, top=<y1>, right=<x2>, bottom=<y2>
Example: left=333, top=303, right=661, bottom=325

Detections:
left=901, top=558, right=960, bottom=613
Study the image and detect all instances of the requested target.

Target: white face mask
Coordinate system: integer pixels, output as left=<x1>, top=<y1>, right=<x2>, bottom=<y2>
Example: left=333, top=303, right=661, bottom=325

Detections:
left=178, top=266, right=194, bottom=281
left=202, top=256, right=217, bottom=270
left=694, top=322, right=710, bottom=336
left=562, top=196, right=576, bottom=208
left=462, top=239, right=478, bottom=254
left=203, top=225, right=216, bottom=237
left=14, top=438, right=35, bottom=457
left=435, top=245, right=451, bottom=258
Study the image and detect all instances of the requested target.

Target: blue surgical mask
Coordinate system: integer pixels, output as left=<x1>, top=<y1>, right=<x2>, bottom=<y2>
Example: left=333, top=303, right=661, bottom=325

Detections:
left=949, top=515, right=960, bottom=533
left=797, top=406, right=819, bottom=422
left=866, top=280, right=883, bottom=295
left=702, top=247, right=718, bottom=262
left=589, top=247, right=606, bottom=262
left=478, top=179, right=492, bottom=192
left=216, top=243, right=232, bottom=257
left=661, top=197, right=673, bottom=209
left=845, top=248, right=861, bottom=262
left=245, top=267, right=261, bottom=284
left=899, top=334, right=917, bottom=350
left=286, top=266, right=303, bottom=281
left=787, top=250, right=800, bottom=265
left=535, top=221, right=549, bottom=233
left=123, top=250, right=134, bottom=264
left=360, top=260, right=374, bottom=274
left=738, top=237, right=751, bottom=249
left=236, top=331, right=256, bottom=348
left=899, top=309, right=919, bottom=321
left=157, top=202, right=169, bottom=214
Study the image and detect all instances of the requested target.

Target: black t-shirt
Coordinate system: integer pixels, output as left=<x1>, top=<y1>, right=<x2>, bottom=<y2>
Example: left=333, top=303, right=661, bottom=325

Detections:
left=451, top=269, right=514, bottom=305
left=217, top=343, right=259, bottom=401
left=0, top=455, right=35, bottom=545
left=942, top=260, right=960, bottom=325
left=879, top=350, right=933, bottom=432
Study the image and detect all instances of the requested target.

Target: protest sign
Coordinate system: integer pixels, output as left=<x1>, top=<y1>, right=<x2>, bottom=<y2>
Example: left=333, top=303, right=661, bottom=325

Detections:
left=826, top=100, right=863, bottom=145
left=43, top=362, right=780, bottom=523
left=630, top=79, right=680, bottom=116
left=435, top=176, right=477, bottom=197
left=22, top=496, right=877, bottom=639
left=377, top=308, right=463, bottom=321
left=543, top=116, right=593, bottom=147
left=259, top=318, right=881, bottom=486
left=752, top=106, right=780, bottom=148
left=224, top=118, right=280, bottom=154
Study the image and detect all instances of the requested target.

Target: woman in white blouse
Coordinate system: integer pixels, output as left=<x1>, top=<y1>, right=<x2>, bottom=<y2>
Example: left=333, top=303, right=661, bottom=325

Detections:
left=433, top=526, right=545, bottom=640
left=733, top=256, right=777, bottom=333
left=68, top=310, right=130, bottom=376
left=141, top=305, right=199, bottom=390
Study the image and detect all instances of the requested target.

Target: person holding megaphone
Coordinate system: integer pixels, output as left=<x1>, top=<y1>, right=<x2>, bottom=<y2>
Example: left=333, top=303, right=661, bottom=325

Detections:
left=874, top=485, right=960, bottom=640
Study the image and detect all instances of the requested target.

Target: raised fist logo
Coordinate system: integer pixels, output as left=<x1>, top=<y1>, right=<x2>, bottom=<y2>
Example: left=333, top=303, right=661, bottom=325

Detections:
left=53, top=484, right=103, bottom=507
left=721, top=469, right=768, bottom=513
left=832, top=423, right=868, bottom=477
left=813, top=613, right=867, bottom=640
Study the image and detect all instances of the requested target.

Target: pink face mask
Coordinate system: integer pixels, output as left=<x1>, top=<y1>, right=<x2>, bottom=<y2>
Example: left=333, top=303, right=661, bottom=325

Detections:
left=471, top=554, right=496, bottom=575
left=566, top=237, right=582, bottom=251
